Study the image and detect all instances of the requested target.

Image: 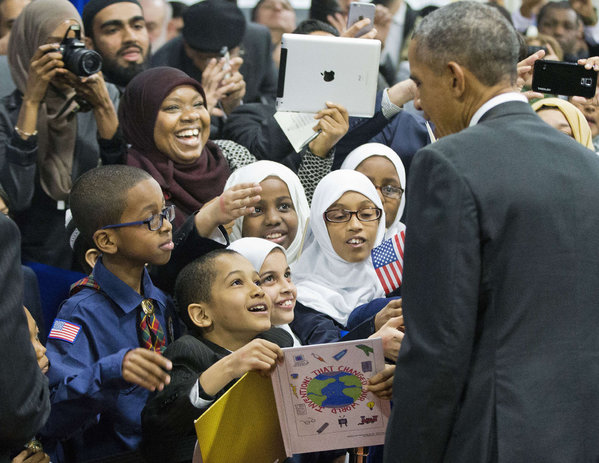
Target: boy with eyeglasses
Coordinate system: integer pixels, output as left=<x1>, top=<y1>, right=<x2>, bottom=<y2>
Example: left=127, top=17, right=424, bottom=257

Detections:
left=42, top=165, right=180, bottom=462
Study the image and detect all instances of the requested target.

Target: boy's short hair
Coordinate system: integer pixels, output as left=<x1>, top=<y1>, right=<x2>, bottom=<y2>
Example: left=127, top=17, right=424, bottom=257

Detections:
left=175, top=249, right=240, bottom=332
left=70, top=165, right=153, bottom=245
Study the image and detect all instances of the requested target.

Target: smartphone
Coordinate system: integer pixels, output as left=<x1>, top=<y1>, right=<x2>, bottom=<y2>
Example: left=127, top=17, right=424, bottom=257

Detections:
left=220, top=46, right=231, bottom=80
left=346, top=2, right=375, bottom=38
left=532, top=60, right=598, bottom=98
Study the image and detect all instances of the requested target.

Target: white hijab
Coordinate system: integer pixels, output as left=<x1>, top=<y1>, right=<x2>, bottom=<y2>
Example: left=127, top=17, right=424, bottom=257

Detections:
left=292, top=170, right=386, bottom=326
left=224, top=161, right=310, bottom=264
left=340, top=143, right=407, bottom=239
left=228, top=237, right=302, bottom=346
left=227, top=237, right=284, bottom=272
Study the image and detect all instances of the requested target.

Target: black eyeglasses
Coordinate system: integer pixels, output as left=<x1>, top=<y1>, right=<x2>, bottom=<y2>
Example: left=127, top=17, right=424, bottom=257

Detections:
left=323, top=207, right=382, bottom=223
left=101, top=205, right=176, bottom=231
left=374, top=184, right=404, bottom=199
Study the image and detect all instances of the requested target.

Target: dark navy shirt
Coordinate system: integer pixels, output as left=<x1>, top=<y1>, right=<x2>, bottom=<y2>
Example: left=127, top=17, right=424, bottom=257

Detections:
left=43, top=258, right=177, bottom=462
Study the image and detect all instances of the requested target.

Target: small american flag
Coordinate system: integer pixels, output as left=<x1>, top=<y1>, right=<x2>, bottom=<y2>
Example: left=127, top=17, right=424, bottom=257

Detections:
left=48, top=319, right=81, bottom=343
left=371, top=231, right=405, bottom=294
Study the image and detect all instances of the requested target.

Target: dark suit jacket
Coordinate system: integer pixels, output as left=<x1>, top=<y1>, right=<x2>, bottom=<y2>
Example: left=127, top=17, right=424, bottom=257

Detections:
left=141, top=328, right=293, bottom=463
left=0, top=214, right=50, bottom=462
left=383, top=101, right=599, bottom=463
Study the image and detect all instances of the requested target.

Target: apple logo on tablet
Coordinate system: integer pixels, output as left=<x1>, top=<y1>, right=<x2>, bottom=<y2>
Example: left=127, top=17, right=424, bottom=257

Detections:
left=321, top=70, right=335, bottom=82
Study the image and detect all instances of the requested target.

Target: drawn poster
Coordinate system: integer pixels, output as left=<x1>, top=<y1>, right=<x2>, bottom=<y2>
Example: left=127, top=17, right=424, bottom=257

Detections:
left=271, top=338, right=390, bottom=455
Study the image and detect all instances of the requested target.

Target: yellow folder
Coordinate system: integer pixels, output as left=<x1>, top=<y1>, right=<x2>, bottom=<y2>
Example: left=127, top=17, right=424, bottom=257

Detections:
left=194, top=371, right=288, bottom=463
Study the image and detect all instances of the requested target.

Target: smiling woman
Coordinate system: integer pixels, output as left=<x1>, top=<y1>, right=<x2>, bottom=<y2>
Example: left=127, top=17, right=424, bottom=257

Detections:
left=119, top=66, right=254, bottom=228
left=119, top=67, right=333, bottom=231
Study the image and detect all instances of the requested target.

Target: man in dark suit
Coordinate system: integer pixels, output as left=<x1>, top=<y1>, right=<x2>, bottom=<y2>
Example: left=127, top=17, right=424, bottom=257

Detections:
left=383, top=3, right=599, bottom=462
left=0, top=213, right=50, bottom=462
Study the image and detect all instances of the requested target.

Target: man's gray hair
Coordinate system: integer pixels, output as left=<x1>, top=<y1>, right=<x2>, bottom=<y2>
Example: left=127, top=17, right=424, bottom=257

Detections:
left=412, top=2, right=520, bottom=86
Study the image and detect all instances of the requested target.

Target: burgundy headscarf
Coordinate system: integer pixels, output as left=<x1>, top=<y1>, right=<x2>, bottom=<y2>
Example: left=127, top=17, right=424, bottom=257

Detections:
left=119, top=67, right=230, bottom=227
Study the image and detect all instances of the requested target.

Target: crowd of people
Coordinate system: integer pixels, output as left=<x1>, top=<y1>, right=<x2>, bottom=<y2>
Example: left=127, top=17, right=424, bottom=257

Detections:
left=1, top=0, right=599, bottom=462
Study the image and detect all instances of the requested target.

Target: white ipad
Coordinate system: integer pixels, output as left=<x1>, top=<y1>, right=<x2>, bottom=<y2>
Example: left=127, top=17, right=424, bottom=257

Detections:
left=276, top=34, right=381, bottom=117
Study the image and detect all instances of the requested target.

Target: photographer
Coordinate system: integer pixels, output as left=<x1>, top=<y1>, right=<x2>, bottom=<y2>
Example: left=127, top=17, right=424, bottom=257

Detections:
left=0, top=0, right=125, bottom=269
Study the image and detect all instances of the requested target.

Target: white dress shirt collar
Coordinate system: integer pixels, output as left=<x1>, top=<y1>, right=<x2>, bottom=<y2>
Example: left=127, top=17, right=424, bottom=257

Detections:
left=469, top=92, right=528, bottom=127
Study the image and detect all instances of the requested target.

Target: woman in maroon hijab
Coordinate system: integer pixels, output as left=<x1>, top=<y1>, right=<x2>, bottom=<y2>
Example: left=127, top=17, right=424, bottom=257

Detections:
left=118, top=66, right=260, bottom=228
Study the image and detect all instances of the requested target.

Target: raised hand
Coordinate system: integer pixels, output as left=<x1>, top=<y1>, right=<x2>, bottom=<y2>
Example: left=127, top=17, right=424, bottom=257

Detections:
left=122, top=347, right=172, bottom=391
left=193, top=182, right=262, bottom=237
left=308, top=102, right=349, bottom=158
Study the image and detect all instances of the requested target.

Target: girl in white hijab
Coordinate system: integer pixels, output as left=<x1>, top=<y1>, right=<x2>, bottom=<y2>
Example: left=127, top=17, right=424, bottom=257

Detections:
left=228, top=237, right=301, bottom=346
left=290, top=170, right=387, bottom=345
left=224, top=160, right=310, bottom=264
left=340, top=143, right=406, bottom=239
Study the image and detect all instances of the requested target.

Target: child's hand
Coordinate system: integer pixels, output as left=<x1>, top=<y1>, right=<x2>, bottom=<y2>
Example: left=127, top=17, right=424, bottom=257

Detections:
left=366, top=364, right=395, bottom=400
left=194, top=183, right=262, bottom=237
left=374, top=298, right=403, bottom=331
left=11, top=449, right=50, bottom=463
left=226, top=339, right=284, bottom=379
left=122, top=348, right=172, bottom=392
left=371, top=316, right=404, bottom=362
left=199, top=339, right=284, bottom=397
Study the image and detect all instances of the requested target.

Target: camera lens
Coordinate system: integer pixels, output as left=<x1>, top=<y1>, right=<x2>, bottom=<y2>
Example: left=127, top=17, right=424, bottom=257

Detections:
left=79, top=50, right=102, bottom=76
left=62, top=41, right=102, bottom=77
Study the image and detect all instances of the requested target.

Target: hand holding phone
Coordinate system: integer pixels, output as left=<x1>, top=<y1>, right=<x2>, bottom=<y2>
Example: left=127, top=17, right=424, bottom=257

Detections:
left=346, top=2, right=375, bottom=37
left=532, top=60, right=598, bottom=98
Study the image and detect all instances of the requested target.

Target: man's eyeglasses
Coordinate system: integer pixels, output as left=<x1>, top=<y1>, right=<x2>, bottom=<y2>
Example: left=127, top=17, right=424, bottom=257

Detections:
left=374, top=184, right=404, bottom=199
left=101, top=205, right=176, bottom=231
left=323, top=207, right=382, bottom=223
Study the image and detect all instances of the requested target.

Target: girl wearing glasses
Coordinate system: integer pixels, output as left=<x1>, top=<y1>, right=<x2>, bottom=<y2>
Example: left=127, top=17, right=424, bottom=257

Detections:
left=340, top=143, right=406, bottom=240
left=290, top=170, right=403, bottom=352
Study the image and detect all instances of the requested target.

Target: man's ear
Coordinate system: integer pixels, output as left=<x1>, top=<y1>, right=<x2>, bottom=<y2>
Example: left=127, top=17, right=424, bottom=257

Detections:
left=93, top=229, right=118, bottom=255
left=447, top=61, right=466, bottom=97
left=188, top=303, right=213, bottom=329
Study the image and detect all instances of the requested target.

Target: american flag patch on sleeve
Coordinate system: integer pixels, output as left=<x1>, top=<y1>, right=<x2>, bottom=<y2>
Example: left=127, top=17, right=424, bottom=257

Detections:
left=48, top=319, right=81, bottom=343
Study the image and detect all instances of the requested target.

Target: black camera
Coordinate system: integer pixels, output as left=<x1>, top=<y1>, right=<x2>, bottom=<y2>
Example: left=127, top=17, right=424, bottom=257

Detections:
left=59, top=24, right=102, bottom=77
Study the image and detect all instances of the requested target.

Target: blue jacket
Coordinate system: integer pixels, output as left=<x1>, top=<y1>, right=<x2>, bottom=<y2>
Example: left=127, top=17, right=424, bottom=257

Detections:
left=42, top=258, right=178, bottom=462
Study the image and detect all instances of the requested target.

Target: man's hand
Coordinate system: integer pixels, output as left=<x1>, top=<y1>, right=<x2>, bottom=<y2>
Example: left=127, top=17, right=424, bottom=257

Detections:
left=366, top=364, right=395, bottom=400
left=371, top=315, right=404, bottom=362
left=520, top=0, right=546, bottom=18
left=517, top=48, right=546, bottom=100
left=327, top=11, right=348, bottom=35
left=308, top=102, right=349, bottom=158
left=387, top=79, right=418, bottom=108
left=573, top=56, right=599, bottom=105
left=342, top=17, right=378, bottom=40
left=374, top=298, right=403, bottom=331
left=374, top=5, right=392, bottom=46
left=219, top=57, right=246, bottom=115
left=122, top=348, right=172, bottom=392
left=11, top=449, right=50, bottom=463
left=571, top=0, right=597, bottom=25
left=202, top=56, right=246, bottom=116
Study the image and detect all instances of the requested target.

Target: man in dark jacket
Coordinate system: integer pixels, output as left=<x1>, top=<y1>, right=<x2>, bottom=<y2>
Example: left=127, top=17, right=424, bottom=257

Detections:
left=384, top=3, right=599, bottom=462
